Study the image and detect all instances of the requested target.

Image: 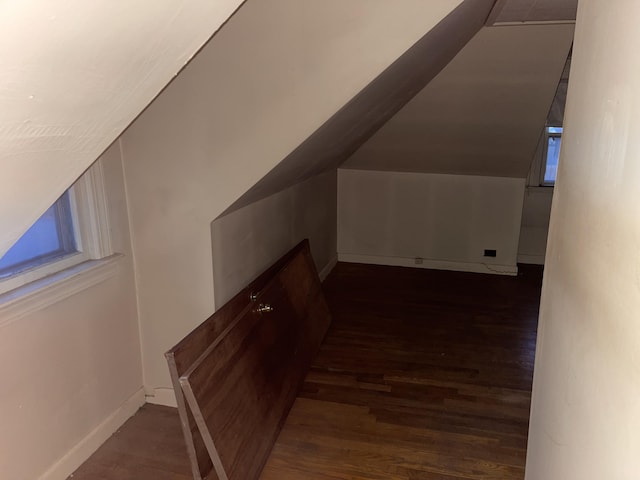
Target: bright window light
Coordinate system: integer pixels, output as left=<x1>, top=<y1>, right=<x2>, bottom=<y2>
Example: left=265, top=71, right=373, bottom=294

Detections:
left=542, top=127, right=563, bottom=186
left=0, top=192, right=77, bottom=278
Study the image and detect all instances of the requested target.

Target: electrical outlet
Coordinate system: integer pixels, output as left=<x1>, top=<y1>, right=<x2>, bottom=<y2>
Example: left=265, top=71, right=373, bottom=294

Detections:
left=484, top=249, right=497, bottom=258
left=414, top=257, right=423, bottom=265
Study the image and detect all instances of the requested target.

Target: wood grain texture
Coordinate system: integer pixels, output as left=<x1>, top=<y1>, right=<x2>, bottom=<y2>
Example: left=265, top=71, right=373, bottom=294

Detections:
left=177, top=239, right=330, bottom=480
left=69, top=405, right=193, bottom=480
left=260, top=262, right=542, bottom=480
left=71, top=262, right=542, bottom=480
left=165, top=240, right=314, bottom=480
left=182, top=279, right=301, bottom=480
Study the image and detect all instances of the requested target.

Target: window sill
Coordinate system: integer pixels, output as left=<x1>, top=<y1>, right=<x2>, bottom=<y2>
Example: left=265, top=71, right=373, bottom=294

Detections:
left=0, top=254, right=123, bottom=328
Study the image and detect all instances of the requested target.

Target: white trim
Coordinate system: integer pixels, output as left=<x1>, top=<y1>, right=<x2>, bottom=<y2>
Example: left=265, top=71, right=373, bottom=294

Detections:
left=145, top=387, right=178, bottom=408
left=318, top=255, right=338, bottom=282
left=0, top=254, right=123, bottom=328
left=73, top=158, right=113, bottom=259
left=0, top=251, right=90, bottom=295
left=517, top=253, right=546, bottom=265
left=338, top=253, right=518, bottom=276
left=37, top=388, right=145, bottom=480
left=0, top=159, right=113, bottom=296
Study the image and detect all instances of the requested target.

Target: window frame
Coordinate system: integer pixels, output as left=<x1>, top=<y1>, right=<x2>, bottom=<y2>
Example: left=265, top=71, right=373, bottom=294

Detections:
left=0, top=159, right=112, bottom=296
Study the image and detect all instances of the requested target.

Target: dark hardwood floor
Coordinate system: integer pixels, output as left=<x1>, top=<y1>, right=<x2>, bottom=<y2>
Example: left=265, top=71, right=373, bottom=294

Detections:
left=70, top=262, right=543, bottom=480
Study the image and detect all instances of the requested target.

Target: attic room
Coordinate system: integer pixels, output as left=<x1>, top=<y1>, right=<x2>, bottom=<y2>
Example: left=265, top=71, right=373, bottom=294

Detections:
left=2, top=1, right=640, bottom=479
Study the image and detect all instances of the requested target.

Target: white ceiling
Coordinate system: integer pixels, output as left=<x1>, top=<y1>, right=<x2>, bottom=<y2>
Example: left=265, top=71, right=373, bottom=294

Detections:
left=491, top=0, right=578, bottom=23
left=342, top=24, right=575, bottom=178
left=0, top=0, right=245, bottom=256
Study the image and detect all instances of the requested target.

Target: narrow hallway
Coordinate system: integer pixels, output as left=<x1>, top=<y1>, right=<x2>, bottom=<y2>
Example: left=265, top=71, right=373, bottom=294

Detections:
left=71, top=263, right=543, bottom=480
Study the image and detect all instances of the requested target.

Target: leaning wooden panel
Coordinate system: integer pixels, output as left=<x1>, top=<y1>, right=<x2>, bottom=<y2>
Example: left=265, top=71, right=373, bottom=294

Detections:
left=165, top=240, right=312, bottom=480
left=180, top=277, right=304, bottom=480
left=278, top=245, right=332, bottom=368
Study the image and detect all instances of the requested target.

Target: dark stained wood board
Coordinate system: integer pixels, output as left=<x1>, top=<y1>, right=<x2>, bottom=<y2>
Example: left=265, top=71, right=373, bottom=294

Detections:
left=181, top=278, right=299, bottom=480
left=276, top=247, right=332, bottom=372
left=166, top=239, right=330, bottom=480
left=165, top=240, right=311, bottom=479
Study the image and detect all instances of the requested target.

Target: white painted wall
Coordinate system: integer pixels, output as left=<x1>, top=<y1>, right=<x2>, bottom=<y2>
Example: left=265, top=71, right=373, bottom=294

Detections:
left=518, top=187, right=553, bottom=264
left=525, top=1, right=640, bottom=478
left=212, top=170, right=337, bottom=307
left=120, top=0, right=463, bottom=400
left=0, top=0, right=244, bottom=258
left=338, top=169, right=525, bottom=275
left=0, top=143, right=142, bottom=480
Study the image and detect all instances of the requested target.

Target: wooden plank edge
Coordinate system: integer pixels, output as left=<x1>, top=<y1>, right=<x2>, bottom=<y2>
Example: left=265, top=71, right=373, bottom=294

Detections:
left=180, top=378, right=230, bottom=480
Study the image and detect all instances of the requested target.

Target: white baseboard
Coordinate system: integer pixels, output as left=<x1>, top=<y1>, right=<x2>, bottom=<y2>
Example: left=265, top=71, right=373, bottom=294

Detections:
left=318, top=255, right=338, bottom=282
left=38, top=388, right=145, bottom=480
left=338, top=253, right=518, bottom=276
left=517, top=253, right=546, bottom=265
left=145, top=386, right=178, bottom=408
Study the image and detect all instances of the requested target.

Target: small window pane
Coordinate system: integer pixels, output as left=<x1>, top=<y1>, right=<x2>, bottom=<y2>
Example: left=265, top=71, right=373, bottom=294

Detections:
left=544, top=135, right=562, bottom=184
left=0, top=192, right=77, bottom=278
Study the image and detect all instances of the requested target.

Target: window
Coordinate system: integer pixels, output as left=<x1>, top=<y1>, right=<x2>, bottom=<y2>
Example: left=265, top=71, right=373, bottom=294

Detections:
left=0, top=192, right=77, bottom=279
left=0, top=160, right=113, bottom=296
left=542, top=126, right=563, bottom=186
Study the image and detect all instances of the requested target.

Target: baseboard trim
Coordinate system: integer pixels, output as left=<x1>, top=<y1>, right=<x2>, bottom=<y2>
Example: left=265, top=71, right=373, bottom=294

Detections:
left=338, top=253, right=518, bottom=276
left=38, top=388, right=145, bottom=480
left=145, top=386, right=178, bottom=408
left=517, top=254, right=545, bottom=265
left=318, top=255, right=338, bottom=282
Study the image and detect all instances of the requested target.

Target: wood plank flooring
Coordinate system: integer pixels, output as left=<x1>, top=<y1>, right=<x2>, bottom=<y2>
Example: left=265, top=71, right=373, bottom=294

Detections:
left=69, top=262, right=543, bottom=480
left=68, top=404, right=192, bottom=479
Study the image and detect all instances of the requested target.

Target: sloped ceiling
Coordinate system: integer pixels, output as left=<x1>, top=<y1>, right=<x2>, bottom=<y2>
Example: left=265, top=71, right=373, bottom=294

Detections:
left=489, top=0, right=578, bottom=23
left=0, top=0, right=245, bottom=256
left=548, top=53, right=572, bottom=126
left=342, top=23, right=575, bottom=177
left=120, top=0, right=475, bottom=391
left=223, top=0, right=496, bottom=214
